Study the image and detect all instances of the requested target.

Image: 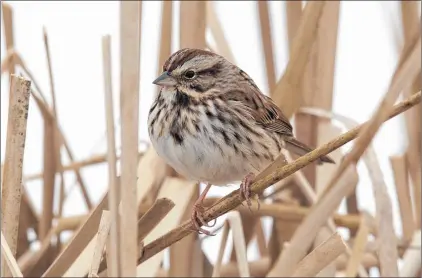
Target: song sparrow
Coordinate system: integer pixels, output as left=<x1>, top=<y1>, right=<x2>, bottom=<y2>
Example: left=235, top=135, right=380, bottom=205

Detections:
left=148, top=48, right=334, bottom=235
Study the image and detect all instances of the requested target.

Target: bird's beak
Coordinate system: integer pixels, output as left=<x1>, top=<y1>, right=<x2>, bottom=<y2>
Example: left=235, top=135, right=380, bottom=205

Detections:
left=152, top=71, right=177, bottom=86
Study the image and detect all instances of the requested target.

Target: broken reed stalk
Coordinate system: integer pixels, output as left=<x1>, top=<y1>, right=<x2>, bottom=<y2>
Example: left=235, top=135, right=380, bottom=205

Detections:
left=42, top=193, right=109, bottom=277
left=1, top=75, right=31, bottom=277
left=132, top=197, right=175, bottom=265
left=132, top=178, right=197, bottom=277
left=125, top=92, right=421, bottom=268
left=10, top=51, right=93, bottom=209
left=102, top=34, right=121, bottom=277
left=136, top=198, right=175, bottom=245
left=291, top=232, right=346, bottom=277
left=10, top=50, right=91, bottom=208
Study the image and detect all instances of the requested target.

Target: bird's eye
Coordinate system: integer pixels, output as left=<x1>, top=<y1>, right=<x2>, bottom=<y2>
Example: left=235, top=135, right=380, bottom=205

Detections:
left=184, top=70, right=196, bottom=79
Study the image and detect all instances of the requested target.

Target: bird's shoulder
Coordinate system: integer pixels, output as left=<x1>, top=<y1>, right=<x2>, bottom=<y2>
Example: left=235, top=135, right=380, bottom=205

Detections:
left=223, top=68, right=293, bottom=137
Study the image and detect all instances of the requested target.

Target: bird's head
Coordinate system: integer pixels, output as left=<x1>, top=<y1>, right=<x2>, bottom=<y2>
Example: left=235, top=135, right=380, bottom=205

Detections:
left=153, top=48, right=234, bottom=98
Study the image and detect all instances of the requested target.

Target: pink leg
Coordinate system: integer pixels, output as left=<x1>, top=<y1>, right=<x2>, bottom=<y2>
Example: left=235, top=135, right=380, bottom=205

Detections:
left=239, top=172, right=259, bottom=211
left=190, top=183, right=216, bottom=236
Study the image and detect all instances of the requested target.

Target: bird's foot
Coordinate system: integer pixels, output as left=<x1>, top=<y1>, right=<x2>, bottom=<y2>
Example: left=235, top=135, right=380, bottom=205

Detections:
left=189, top=195, right=216, bottom=236
left=239, top=172, right=260, bottom=212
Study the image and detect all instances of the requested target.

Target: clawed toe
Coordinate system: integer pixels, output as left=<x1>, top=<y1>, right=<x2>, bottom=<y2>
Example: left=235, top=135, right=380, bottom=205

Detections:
left=239, top=172, right=259, bottom=213
left=190, top=206, right=216, bottom=236
left=188, top=183, right=217, bottom=236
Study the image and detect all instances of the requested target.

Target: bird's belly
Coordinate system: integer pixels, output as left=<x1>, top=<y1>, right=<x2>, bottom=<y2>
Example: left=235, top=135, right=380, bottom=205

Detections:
left=150, top=131, right=273, bottom=185
left=148, top=98, right=282, bottom=185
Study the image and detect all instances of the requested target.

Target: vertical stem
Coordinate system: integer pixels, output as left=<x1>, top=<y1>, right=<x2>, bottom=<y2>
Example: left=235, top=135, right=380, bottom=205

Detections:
left=102, top=34, right=121, bottom=277
left=119, top=1, right=142, bottom=276
left=1, top=75, right=31, bottom=277
left=1, top=3, right=15, bottom=76
left=258, top=0, right=276, bottom=93
left=156, top=1, right=173, bottom=96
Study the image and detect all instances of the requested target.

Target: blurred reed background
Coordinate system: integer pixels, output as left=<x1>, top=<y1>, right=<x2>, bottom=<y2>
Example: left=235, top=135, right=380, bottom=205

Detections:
left=0, top=1, right=421, bottom=277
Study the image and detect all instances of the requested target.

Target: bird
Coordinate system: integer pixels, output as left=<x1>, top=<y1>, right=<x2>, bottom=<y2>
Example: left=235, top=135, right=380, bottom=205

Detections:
left=148, top=48, right=335, bottom=235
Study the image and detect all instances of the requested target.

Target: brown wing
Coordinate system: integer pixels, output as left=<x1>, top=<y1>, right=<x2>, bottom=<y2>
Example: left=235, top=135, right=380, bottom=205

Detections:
left=237, top=69, right=294, bottom=137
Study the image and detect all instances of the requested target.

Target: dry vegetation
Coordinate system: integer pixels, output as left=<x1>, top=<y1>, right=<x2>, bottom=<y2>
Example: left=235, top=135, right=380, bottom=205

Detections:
left=1, top=1, right=421, bottom=277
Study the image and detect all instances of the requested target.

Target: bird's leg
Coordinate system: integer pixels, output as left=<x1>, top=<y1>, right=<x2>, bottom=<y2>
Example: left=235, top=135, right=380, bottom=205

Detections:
left=190, top=183, right=216, bottom=236
left=239, top=172, right=260, bottom=211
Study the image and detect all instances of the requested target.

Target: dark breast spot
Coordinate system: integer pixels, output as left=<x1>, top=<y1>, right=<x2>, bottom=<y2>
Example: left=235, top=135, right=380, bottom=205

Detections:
left=169, top=122, right=184, bottom=145
left=217, top=114, right=226, bottom=124
left=228, top=118, right=238, bottom=128
left=234, top=132, right=242, bottom=143
left=193, top=119, right=201, bottom=132
left=149, top=101, right=158, bottom=115
left=260, top=142, right=270, bottom=151
left=221, top=130, right=230, bottom=145
left=209, top=136, right=223, bottom=155
left=175, top=90, right=190, bottom=107
left=157, top=95, right=165, bottom=106
left=172, top=132, right=184, bottom=145
left=150, top=108, right=162, bottom=128
left=211, top=125, right=231, bottom=146
left=233, top=144, right=239, bottom=154
left=205, top=109, right=216, bottom=119
left=164, top=111, right=170, bottom=121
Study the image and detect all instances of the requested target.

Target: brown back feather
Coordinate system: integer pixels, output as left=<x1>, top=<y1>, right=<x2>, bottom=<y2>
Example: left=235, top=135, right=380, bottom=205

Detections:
left=233, top=69, right=294, bottom=137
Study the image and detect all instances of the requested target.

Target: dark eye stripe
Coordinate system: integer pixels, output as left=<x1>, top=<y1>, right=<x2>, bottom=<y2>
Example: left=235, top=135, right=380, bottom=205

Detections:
left=190, top=83, right=206, bottom=93
left=197, top=62, right=222, bottom=76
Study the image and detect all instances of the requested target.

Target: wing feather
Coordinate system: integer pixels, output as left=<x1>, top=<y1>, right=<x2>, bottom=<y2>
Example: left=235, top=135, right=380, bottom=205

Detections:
left=235, top=69, right=294, bottom=137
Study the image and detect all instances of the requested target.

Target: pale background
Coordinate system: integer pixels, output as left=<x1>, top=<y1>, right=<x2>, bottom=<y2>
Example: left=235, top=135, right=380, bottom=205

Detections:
left=0, top=1, right=418, bottom=276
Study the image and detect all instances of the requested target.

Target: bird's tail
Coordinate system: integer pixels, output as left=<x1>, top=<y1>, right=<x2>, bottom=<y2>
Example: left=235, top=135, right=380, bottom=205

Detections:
left=284, top=137, right=335, bottom=164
